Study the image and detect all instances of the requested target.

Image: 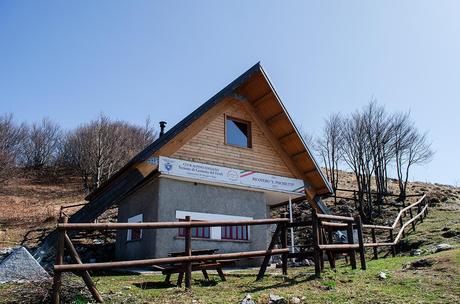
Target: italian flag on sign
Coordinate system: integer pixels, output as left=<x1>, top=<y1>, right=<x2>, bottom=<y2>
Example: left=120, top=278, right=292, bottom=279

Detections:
left=240, top=170, right=256, bottom=178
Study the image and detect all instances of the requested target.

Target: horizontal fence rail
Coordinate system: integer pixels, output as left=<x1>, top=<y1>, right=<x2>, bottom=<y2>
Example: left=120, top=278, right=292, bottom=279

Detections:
left=52, top=216, right=290, bottom=303
left=57, top=218, right=288, bottom=230
left=52, top=194, right=429, bottom=302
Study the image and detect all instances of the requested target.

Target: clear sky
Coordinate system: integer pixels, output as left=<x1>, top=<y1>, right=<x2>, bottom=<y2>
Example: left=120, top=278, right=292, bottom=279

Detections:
left=1, top=1, right=459, bottom=185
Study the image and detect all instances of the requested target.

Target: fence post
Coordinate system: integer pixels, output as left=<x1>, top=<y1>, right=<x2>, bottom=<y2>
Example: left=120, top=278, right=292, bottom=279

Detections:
left=280, top=214, right=288, bottom=275
left=184, top=216, right=192, bottom=290
left=424, top=198, right=429, bottom=216
left=52, top=215, right=67, bottom=304
left=398, top=210, right=405, bottom=238
left=64, top=234, right=103, bottom=302
left=371, top=228, right=378, bottom=259
left=346, top=221, right=357, bottom=270
left=355, top=216, right=366, bottom=270
left=389, top=229, right=396, bottom=257
left=312, top=210, right=321, bottom=278
left=409, top=208, right=416, bottom=231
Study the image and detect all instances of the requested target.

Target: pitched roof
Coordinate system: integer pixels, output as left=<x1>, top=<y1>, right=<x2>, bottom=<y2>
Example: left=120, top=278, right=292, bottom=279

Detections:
left=87, top=62, right=333, bottom=204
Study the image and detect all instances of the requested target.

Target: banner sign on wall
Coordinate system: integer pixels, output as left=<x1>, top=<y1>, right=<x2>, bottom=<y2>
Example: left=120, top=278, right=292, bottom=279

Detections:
left=158, top=156, right=305, bottom=195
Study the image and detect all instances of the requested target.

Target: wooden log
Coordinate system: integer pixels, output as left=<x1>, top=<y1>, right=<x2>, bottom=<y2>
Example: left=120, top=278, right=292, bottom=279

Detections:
left=216, top=268, right=226, bottom=281
left=371, top=228, right=378, bottom=259
left=321, top=222, right=348, bottom=228
left=399, top=213, right=405, bottom=238
left=355, top=216, right=366, bottom=270
left=312, top=210, right=321, bottom=278
left=184, top=216, right=192, bottom=290
left=362, top=224, right=393, bottom=230
left=409, top=208, right=416, bottom=231
left=256, top=224, right=281, bottom=281
left=318, top=244, right=359, bottom=250
left=64, top=234, right=103, bottom=303
left=201, top=270, right=209, bottom=281
left=389, top=230, right=396, bottom=257
left=58, top=218, right=289, bottom=230
left=317, top=214, right=354, bottom=223
left=54, top=248, right=289, bottom=272
left=319, top=227, right=324, bottom=271
left=52, top=216, right=66, bottom=304
left=363, top=242, right=395, bottom=247
left=346, top=222, right=357, bottom=270
left=280, top=222, right=288, bottom=275
left=326, top=230, right=336, bottom=269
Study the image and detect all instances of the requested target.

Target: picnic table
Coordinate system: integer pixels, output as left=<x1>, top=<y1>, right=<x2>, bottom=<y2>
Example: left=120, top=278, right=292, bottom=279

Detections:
left=154, top=249, right=236, bottom=286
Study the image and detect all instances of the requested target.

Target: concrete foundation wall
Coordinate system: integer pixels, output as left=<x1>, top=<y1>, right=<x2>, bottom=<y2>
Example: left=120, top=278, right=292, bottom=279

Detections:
left=155, top=177, right=268, bottom=262
left=115, top=178, right=159, bottom=260
left=116, top=176, right=269, bottom=266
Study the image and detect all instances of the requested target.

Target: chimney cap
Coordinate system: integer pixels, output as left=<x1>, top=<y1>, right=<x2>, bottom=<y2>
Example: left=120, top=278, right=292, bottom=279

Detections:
left=159, top=121, right=167, bottom=137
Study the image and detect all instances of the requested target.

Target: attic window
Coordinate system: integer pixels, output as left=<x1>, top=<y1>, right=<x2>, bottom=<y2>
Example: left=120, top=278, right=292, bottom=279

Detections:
left=225, top=116, right=251, bottom=148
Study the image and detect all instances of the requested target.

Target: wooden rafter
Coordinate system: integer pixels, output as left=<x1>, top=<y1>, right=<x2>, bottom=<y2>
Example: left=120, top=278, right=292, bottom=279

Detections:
left=265, top=112, right=285, bottom=125
left=252, top=91, right=274, bottom=108
left=303, top=168, right=317, bottom=175
left=278, top=130, right=296, bottom=142
left=291, top=151, right=305, bottom=159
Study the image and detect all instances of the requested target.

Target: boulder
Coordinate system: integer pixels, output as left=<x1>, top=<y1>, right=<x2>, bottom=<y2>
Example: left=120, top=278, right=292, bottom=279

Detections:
left=410, top=249, right=422, bottom=256
left=269, top=294, right=286, bottom=304
left=0, top=247, right=50, bottom=284
left=410, top=258, right=434, bottom=268
left=240, top=294, right=255, bottom=304
left=434, top=243, right=453, bottom=253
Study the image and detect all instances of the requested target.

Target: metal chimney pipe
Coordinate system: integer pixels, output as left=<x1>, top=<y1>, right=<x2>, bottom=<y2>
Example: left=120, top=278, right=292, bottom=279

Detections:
left=159, top=121, right=167, bottom=137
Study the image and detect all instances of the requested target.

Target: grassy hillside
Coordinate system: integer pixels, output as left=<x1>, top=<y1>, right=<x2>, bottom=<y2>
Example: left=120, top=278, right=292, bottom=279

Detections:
left=0, top=170, right=459, bottom=303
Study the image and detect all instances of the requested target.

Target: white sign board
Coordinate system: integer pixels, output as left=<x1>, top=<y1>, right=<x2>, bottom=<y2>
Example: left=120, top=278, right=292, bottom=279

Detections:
left=158, top=156, right=305, bottom=195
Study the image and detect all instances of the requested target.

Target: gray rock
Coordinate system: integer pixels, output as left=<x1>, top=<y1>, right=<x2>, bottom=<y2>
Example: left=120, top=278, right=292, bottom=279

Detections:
left=0, top=247, right=50, bottom=283
left=290, top=296, right=301, bottom=304
left=240, top=294, right=255, bottom=304
left=410, top=249, right=422, bottom=256
left=378, top=271, right=387, bottom=280
left=434, top=243, right=453, bottom=253
left=269, top=294, right=286, bottom=304
left=410, top=258, right=434, bottom=268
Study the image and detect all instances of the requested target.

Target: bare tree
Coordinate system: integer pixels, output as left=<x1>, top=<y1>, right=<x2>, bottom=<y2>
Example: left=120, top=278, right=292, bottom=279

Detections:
left=0, top=114, right=26, bottom=183
left=61, top=114, right=157, bottom=192
left=341, top=110, right=375, bottom=220
left=20, top=118, right=62, bottom=170
left=393, top=113, right=433, bottom=201
left=316, top=113, right=343, bottom=202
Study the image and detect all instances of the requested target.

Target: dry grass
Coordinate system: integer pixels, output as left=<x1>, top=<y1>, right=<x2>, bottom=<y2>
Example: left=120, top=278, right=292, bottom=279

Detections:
left=0, top=173, right=85, bottom=249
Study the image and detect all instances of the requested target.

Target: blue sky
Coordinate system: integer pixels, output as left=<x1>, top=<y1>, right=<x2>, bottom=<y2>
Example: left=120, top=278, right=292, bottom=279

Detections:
left=1, top=1, right=459, bottom=185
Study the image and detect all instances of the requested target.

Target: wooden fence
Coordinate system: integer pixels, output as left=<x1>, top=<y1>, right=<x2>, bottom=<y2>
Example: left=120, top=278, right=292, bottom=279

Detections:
left=52, top=194, right=428, bottom=302
left=311, top=194, right=428, bottom=277
left=51, top=217, right=290, bottom=303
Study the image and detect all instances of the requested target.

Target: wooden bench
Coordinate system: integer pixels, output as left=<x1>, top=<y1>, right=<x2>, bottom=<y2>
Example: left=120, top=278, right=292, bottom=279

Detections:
left=154, top=249, right=237, bottom=286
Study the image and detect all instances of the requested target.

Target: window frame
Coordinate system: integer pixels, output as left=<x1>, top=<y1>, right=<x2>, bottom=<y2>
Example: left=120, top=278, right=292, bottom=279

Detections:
left=221, top=225, right=249, bottom=241
left=178, top=219, right=211, bottom=239
left=224, top=115, right=252, bottom=149
left=127, top=214, right=143, bottom=242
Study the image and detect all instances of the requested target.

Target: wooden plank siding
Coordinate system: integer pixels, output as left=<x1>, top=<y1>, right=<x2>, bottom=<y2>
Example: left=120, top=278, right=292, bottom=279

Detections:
left=171, top=100, right=296, bottom=178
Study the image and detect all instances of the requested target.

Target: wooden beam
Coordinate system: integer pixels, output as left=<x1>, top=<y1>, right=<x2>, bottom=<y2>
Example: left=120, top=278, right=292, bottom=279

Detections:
left=278, top=130, right=296, bottom=142
left=303, top=168, right=317, bottom=175
left=252, top=91, right=273, bottom=108
left=265, top=112, right=285, bottom=125
left=291, top=150, right=305, bottom=159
